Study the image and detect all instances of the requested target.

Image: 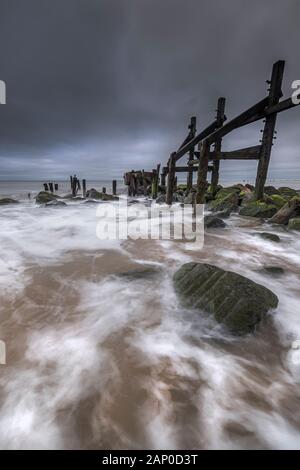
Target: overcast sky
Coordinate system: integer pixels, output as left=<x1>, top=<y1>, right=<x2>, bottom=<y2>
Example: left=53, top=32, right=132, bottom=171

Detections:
left=0, top=0, right=299, bottom=180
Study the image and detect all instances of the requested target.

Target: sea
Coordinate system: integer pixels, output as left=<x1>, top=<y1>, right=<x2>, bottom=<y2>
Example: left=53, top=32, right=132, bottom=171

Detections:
left=0, top=176, right=300, bottom=449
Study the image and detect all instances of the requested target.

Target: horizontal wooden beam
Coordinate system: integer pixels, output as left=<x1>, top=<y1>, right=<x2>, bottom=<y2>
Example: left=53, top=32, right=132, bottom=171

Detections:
left=175, top=165, right=213, bottom=173
left=209, top=145, right=261, bottom=160
left=175, top=120, right=219, bottom=161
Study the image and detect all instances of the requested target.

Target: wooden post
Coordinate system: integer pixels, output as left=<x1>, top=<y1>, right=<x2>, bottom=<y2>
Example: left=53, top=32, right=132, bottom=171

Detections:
left=82, top=179, right=86, bottom=197
left=161, top=169, right=166, bottom=187
left=72, top=178, right=76, bottom=196
left=49, top=182, right=54, bottom=193
left=43, top=183, right=49, bottom=191
left=112, top=180, right=117, bottom=195
left=196, top=140, right=210, bottom=204
left=70, top=176, right=73, bottom=192
left=187, top=116, right=197, bottom=190
left=166, top=152, right=176, bottom=205
left=151, top=169, right=157, bottom=199
left=102, top=187, right=106, bottom=194
left=254, top=60, right=285, bottom=200
left=54, top=183, right=58, bottom=191
left=155, top=163, right=161, bottom=196
left=211, top=97, right=226, bottom=195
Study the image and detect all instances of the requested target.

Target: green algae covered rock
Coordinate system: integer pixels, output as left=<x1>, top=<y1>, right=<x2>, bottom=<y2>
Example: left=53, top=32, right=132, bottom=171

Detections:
left=173, top=262, right=278, bottom=335
left=257, top=232, right=281, bottom=243
left=288, top=217, right=300, bottom=231
left=211, top=191, right=239, bottom=213
left=278, top=187, right=298, bottom=199
left=239, top=200, right=277, bottom=218
left=36, top=192, right=59, bottom=204
left=0, top=198, right=19, bottom=205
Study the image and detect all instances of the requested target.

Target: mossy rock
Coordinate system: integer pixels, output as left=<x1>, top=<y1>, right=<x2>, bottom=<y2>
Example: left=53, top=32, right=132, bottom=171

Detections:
left=0, top=198, right=19, bottom=205
left=278, top=187, right=298, bottom=199
left=265, top=194, right=287, bottom=209
left=239, top=200, right=277, bottom=218
left=288, top=217, right=300, bottom=231
left=259, top=266, right=285, bottom=277
left=264, top=186, right=280, bottom=196
left=257, top=232, right=280, bottom=243
left=204, top=215, right=226, bottom=229
left=176, top=184, right=188, bottom=191
left=211, top=191, right=239, bottom=212
left=173, top=262, right=278, bottom=335
left=36, top=191, right=59, bottom=204
left=86, top=188, right=118, bottom=201
left=215, top=186, right=241, bottom=200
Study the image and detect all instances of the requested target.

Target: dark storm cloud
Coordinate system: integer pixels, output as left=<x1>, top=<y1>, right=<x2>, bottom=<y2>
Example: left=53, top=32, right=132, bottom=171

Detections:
left=0, top=0, right=299, bottom=179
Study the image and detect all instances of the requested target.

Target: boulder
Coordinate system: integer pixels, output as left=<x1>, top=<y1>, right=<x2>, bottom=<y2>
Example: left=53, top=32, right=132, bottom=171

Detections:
left=288, top=217, right=300, bottom=231
left=45, top=200, right=67, bottom=207
left=264, top=186, right=280, bottom=196
left=278, top=187, right=298, bottom=199
left=214, top=208, right=232, bottom=219
left=265, top=194, right=287, bottom=209
left=0, top=197, right=19, bottom=205
left=86, top=188, right=118, bottom=201
left=211, top=191, right=239, bottom=213
left=36, top=191, right=59, bottom=204
left=257, top=232, right=281, bottom=243
left=156, top=194, right=166, bottom=204
left=259, top=266, right=285, bottom=277
left=270, top=196, right=300, bottom=225
left=239, top=200, right=277, bottom=218
left=204, top=215, right=226, bottom=229
left=173, top=262, right=278, bottom=335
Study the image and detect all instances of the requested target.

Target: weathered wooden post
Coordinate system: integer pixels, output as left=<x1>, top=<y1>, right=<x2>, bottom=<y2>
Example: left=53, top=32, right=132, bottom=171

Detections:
left=161, top=169, right=166, bottom=187
left=43, top=183, right=49, bottom=191
left=49, top=182, right=54, bottom=193
left=211, top=97, right=226, bottom=195
left=254, top=60, right=285, bottom=200
left=196, top=140, right=210, bottom=204
left=151, top=169, right=157, bottom=199
left=155, top=163, right=161, bottom=197
left=187, top=116, right=197, bottom=190
left=54, top=183, right=58, bottom=192
left=82, top=179, right=86, bottom=197
left=112, top=180, right=117, bottom=195
left=102, top=187, right=106, bottom=194
left=70, top=176, right=73, bottom=192
left=166, top=152, right=176, bottom=205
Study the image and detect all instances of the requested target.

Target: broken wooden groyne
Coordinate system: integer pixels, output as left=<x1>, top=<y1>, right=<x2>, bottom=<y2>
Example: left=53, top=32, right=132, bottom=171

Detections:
left=123, top=60, right=299, bottom=205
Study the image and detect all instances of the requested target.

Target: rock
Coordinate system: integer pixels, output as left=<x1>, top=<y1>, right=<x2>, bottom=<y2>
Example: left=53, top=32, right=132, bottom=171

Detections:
left=214, top=208, right=232, bottom=218
left=45, top=200, right=67, bottom=207
left=259, top=266, right=285, bottom=277
left=288, top=217, right=300, bottom=231
left=204, top=215, right=226, bottom=228
left=245, top=184, right=254, bottom=191
left=265, top=194, right=287, bottom=209
left=183, top=192, right=195, bottom=204
left=156, top=194, right=166, bottom=204
left=270, top=196, right=300, bottom=225
left=36, top=191, right=59, bottom=204
left=239, top=200, right=277, bottom=218
left=0, top=197, right=19, bottom=205
left=264, top=186, right=280, bottom=196
left=173, top=262, right=278, bottom=335
left=278, top=187, right=298, bottom=199
left=257, top=232, right=281, bottom=243
left=86, top=188, right=118, bottom=201
left=211, top=191, right=239, bottom=213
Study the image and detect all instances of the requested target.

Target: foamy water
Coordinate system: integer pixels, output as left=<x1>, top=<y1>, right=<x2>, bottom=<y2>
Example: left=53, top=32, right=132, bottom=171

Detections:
left=0, top=185, right=300, bottom=449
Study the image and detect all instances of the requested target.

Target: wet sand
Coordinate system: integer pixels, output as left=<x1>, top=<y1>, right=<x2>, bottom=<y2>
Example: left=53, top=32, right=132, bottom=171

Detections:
left=0, top=198, right=300, bottom=449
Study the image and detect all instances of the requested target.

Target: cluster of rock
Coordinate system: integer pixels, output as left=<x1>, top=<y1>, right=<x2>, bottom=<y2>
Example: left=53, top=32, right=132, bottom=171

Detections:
left=0, top=197, right=19, bottom=205
left=34, top=188, right=119, bottom=206
left=156, top=183, right=300, bottom=231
